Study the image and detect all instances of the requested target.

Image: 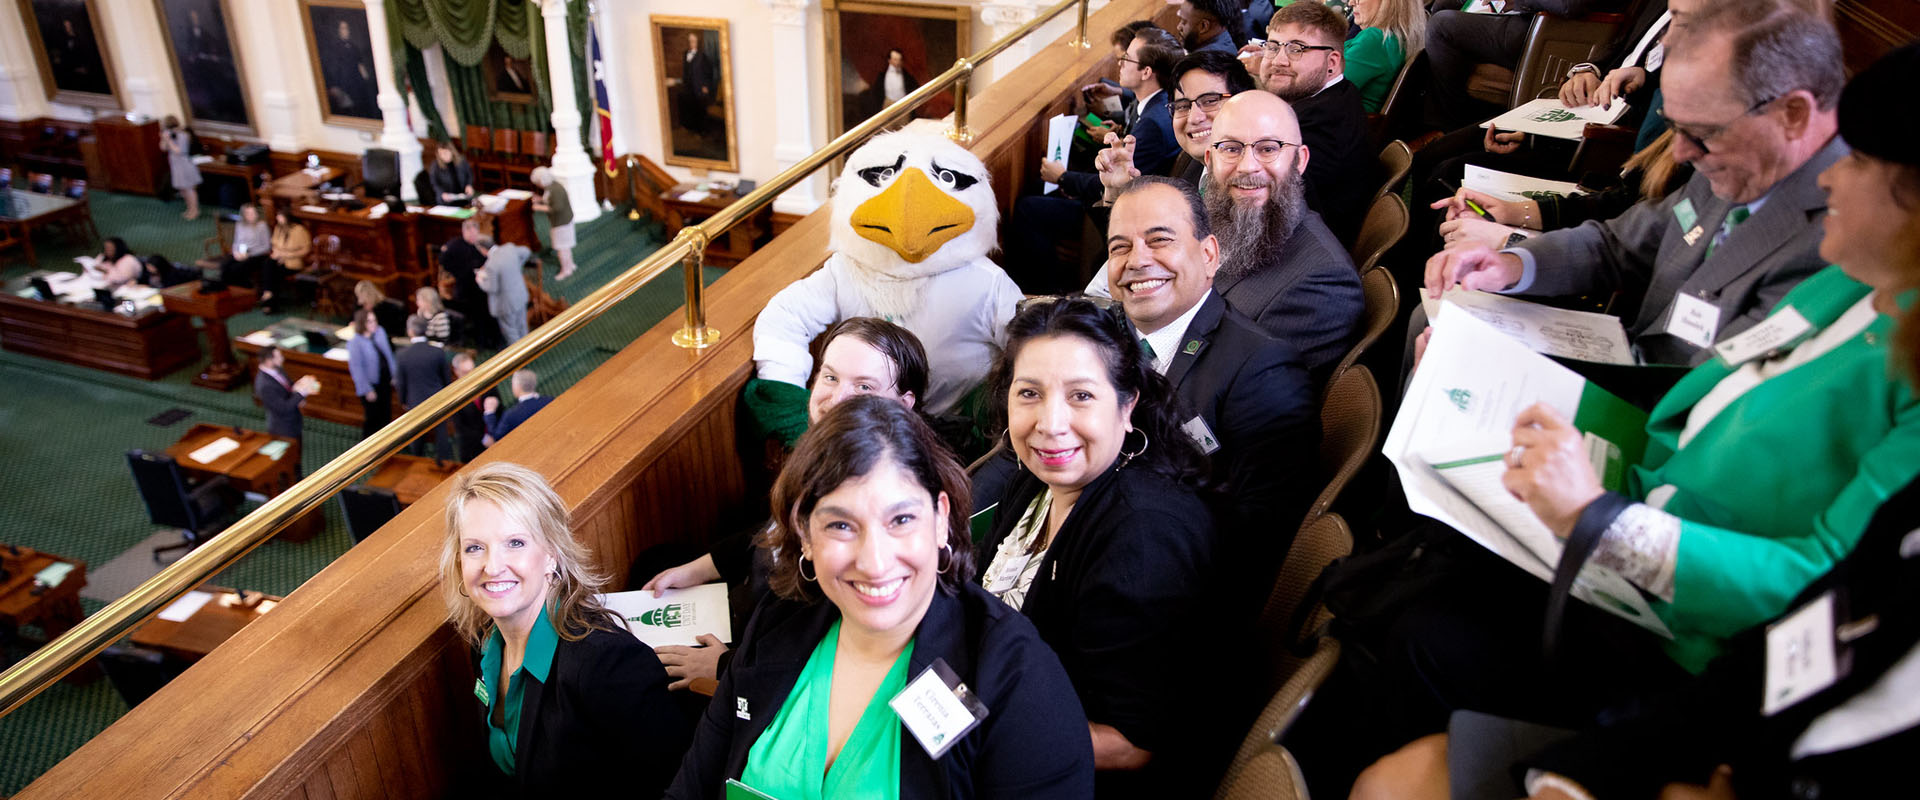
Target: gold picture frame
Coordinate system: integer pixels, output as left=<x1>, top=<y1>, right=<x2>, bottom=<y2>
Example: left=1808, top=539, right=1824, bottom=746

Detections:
left=152, top=0, right=256, bottom=136
left=823, top=0, right=970, bottom=143
left=14, top=0, right=122, bottom=109
left=483, top=45, right=537, bottom=106
left=650, top=15, right=738, bottom=172
left=297, top=0, right=383, bottom=131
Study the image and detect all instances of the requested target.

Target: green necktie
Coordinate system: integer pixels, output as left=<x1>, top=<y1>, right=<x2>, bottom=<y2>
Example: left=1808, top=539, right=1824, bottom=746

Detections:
left=1139, top=337, right=1158, bottom=363
left=1705, top=205, right=1751, bottom=259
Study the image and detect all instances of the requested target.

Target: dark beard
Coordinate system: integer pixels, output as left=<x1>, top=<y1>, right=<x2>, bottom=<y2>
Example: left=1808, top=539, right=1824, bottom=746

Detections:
left=1206, top=174, right=1306, bottom=283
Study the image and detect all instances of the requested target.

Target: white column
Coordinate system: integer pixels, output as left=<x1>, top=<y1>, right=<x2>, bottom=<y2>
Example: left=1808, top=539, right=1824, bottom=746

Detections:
left=979, top=0, right=1038, bottom=88
left=0, top=64, right=36, bottom=121
left=123, top=77, right=162, bottom=120
left=363, top=0, right=423, bottom=199
left=540, top=0, right=600, bottom=222
left=765, top=0, right=819, bottom=214
left=0, top=1, right=50, bottom=120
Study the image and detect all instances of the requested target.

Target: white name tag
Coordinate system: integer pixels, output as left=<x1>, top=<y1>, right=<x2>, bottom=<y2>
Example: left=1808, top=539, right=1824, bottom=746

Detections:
left=1713, top=306, right=1813, bottom=366
left=1764, top=592, right=1840, bottom=716
left=890, top=660, right=987, bottom=759
left=1182, top=415, right=1221, bottom=455
left=982, top=552, right=1031, bottom=594
left=1665, top=293, right=1722, bottom=350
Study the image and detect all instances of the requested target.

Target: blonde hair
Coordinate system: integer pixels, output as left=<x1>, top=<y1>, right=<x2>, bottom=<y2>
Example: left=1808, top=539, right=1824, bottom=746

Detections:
left=353, top=280, right=383, bottom=308
left=413, top=286, right=444, bottom=314
left=440, top=462, right=618, bottom=647
left=1367, top=0, right=1426, bottom=61
left=1624, top=129, right=1681, bottom=202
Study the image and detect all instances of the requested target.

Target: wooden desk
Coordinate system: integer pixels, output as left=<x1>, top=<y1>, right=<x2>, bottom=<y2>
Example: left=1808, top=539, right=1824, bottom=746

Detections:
left=0, top=189, right=94, bottom=269
left=0, top=277, right=199, bottom=379
left=131, top=588, right=282, bottom=663
left=294, top=198, right=542, bottom=303
left=233, top=319, right=400, bottom=426
left=364, top=455, right=463, bottom=506
left=165, top=424, right=323, bottom=541
left=660, top=184, right=770, bottom=267
left=91, top=118, right=166, bottom=196
left=0, top=545, right=92, bottom=680
left=260, top=168, right=343, bottom=210
left=161, top=280, right=259, bottom=390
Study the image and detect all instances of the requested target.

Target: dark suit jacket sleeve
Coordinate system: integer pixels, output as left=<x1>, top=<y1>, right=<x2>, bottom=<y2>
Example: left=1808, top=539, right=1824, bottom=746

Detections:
left=1130, top=104, right=1179, bottom=179
left=394, top=352, right=411, bottom=406
left=665, top=623, right=753, bottom=800
left=574, top=630, right=690, bottom=795
left=1219, top=343, right=1320, bottom=536
left=1273, top=252, right=1365, bottom=378
left=970, top=615, right=1097, bottom=797
left=256, top=374, right=303, bottom=419
left=1515, top=183, right=1677, bottom=301
left=1057, top=170, right=1105, bottom=205
left=484, top=408, right=506, bottom=440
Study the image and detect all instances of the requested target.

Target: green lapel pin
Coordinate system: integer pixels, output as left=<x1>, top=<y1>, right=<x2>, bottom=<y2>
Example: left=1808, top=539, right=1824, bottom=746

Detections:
left=1183, top=339, right=1201, bottom=355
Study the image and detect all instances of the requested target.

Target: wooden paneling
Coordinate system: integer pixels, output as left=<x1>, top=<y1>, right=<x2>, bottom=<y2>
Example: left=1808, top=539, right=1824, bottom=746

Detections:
left=0, top=295, right=199, bottom=380
left=13, top=2, right=1160, bottom=796
left=1835, top=0, right=1920, bottom=75
left=91, top=119, right=165, bottom=196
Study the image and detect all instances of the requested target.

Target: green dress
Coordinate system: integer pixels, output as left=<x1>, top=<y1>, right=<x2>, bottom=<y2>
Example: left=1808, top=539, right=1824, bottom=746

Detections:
left=1344, top=28, right=1406, bottom=113
left=477, top=609, right=561, bottom=776
left=738, top=620, right=916, bottom=800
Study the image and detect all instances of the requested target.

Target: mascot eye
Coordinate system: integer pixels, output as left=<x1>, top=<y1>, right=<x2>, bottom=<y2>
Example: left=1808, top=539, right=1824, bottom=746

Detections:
left=929, top=160, right=980, bottom=191
left=857, top=155, right=907, bottom=188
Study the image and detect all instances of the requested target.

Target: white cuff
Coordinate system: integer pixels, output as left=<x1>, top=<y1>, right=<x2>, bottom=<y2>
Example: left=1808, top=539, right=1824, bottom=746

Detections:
left=1524, top=770, right=1597, bottom=800
left=1498, top=247, right=1538, bottom=294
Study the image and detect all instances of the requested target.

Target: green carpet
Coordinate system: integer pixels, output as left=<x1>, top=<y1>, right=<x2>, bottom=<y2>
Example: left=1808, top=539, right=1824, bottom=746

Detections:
left=0, top=189, right=721, bottom=794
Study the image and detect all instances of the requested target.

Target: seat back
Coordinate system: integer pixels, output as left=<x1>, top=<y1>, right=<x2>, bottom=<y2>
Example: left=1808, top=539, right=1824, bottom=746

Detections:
left=1508, top=13, right=1626, bottom=107
left=1257, top=514, right=1353, bottom=671
left=1214, top=636, right=1342, bottom=800
left=126, top=450, right=200, bottom=530
left=520, top=130, right=550, bottom=163
left=98, top=644, right=184, bottom=708
left=339, top=486, right=403, bottom=544
left=463, top=125, right=492, bottom=156
left=1309, top=366, right=1381, bottom=519
left=1349, top=192, right=1408, bottom=273
left=1333, top=266, right=1401, bottom=379
left=64, top=179, right=88, bottom=199
left=28, top=172, right=55, bottom=193
left=1373, top=140, right=1412, bottom=204
left=492, top=128, right=520, bottom=157
left=0, top=167, right=12, bottom=188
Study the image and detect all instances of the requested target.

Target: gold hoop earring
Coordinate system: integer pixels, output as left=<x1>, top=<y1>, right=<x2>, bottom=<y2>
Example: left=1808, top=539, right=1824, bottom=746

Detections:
left=1118, top=429, right=1149, bottom=467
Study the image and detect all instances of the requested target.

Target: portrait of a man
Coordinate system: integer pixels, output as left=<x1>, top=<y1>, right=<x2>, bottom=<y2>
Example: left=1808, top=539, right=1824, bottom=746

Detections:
left=826, top=1, right=967, bottom=140
left=18, top=0, right=120, bottom=107
left=302, top=1, right=381, bottom=125
left=651, top=17, right=736, bottom=171
left=155, top=0, right=253, bottom=131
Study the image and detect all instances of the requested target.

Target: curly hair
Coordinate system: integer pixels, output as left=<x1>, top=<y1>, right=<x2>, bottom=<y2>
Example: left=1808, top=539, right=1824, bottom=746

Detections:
left=440, top=462, right=620, bottom=647
left=759, top=395, right=976, bottom=603
left=986, top=296, right=1209, bottom=486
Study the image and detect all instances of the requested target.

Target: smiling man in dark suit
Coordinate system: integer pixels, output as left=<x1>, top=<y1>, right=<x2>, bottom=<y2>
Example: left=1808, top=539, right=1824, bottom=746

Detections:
left=1257, top=2, right=1375, bottom=245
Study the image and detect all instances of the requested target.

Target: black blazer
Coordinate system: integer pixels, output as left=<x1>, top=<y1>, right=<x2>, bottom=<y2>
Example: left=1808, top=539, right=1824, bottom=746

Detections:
left=470, top=624, right=688, bottom=798
left=254, top=369, right=304, bottom=441
left=666, top=584, right=1095, bottom=799
left=976, top=464, right=1218, bottom=760
left=393, top=340, right=451, bottom=407
left=1159, top=293, right=1320, bottom=570
left=1529, top=474, right=1920, bottom=799
left=1291, top=78, right=1372, bottom=245
left=1215, top=211, right=1363, bottom=385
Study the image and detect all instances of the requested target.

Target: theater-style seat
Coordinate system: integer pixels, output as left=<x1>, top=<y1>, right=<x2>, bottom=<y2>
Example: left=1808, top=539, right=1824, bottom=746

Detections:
left=1214, top=635, right=1342, bottom=800
left=1309, top=366, right=1381, bottom=520
left=1349, top=193, right=1408, bottom=274
left=1332, top=266, right=1400, bottom=380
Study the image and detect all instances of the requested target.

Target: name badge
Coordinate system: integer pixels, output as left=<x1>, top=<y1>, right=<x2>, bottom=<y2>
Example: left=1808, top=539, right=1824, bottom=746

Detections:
left=1672, top=197, right=1699, bottom=231
left=1182, top=415, right=1221, bottom=455
left=1665, top=293, right=1722, bottom=350
left=982, top=552, right=1031, bottom=594
left=1714, top=306, right=1813, bottom=366
left=473, top=678, right=489, bottom=707
left=1763, top=591, right=1840, bottom=716
left=890, top=659, right=989, bottom=759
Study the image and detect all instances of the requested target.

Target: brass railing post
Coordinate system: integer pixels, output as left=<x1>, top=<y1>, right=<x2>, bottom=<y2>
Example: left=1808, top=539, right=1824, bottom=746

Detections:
left=672, top=228, right=720, bottom=349
left=1075, top=0, right=1091, bottom=49
left=947, top=59, right=976, bottom=145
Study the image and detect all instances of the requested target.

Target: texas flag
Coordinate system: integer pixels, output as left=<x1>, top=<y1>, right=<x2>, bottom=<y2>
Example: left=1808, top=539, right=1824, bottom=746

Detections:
left=590, top=21, right=617, bottom=178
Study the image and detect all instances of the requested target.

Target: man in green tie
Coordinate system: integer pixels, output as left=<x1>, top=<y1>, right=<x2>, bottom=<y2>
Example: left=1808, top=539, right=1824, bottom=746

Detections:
left=1422, top=2, right=1848, bottom=366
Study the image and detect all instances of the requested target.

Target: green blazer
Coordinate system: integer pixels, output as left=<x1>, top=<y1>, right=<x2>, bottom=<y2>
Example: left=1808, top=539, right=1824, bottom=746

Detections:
left=1633, top=265, right=1920, bottom=672
left=1344, top=28, right=1405, bottom=114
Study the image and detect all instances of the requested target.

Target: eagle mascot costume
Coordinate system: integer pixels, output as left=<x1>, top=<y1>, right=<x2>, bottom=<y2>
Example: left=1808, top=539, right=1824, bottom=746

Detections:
left=747, top=130, right=1021, bottom=443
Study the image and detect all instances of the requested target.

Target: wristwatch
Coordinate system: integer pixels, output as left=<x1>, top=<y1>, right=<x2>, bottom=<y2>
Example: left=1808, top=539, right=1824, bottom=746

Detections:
left=1505, top=231, right=1530, bottom=248
left=1565, top=62, right=1599, bottom=80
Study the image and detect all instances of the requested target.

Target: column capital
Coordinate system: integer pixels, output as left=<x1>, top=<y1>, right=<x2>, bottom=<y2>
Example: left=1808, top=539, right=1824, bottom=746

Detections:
left=980, top=0, right=1037, bottom=31
left=540, top=0, right=570, bottom=20
left=761, top=0, right=812, bottom=28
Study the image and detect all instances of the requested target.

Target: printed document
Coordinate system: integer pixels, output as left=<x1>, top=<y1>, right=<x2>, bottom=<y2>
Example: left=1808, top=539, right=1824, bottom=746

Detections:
left=1424, top=288, right=1635, bottom=365
left=599, top=583, right=732, bottom=648
left=1462, top=164, right=1585, bottom=202
left=1483, top=98, right=1630, bottom=140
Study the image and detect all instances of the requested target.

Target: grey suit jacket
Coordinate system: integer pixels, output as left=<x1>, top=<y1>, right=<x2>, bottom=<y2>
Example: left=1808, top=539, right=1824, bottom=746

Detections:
left=1215, top=210, right=1364, bottom=385
left=1515, top=136, right=1847, bottom=365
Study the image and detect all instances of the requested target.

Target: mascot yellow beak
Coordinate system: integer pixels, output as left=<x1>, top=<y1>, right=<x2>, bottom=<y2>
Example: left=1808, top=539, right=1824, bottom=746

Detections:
left=849, top=168, right=976, bottom=263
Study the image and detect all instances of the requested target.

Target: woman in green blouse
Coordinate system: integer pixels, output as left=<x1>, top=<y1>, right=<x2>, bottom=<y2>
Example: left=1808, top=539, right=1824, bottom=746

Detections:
left=1345, top=0, right=1424, bottom=112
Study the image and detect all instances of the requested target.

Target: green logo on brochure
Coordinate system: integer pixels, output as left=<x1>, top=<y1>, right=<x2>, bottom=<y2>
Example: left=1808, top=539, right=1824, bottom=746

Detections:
left=1446, top=388, right=1472, bottom=411
left=1529, top=108, right=1578, bottom=123
left=635, top=604, right=696, bottom=628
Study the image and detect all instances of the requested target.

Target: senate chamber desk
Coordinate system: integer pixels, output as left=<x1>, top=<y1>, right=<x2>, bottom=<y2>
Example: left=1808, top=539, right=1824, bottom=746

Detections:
left=165, top=423, right=324, bottom=541
left=0, top=275, right=199, bottom=379
left=233, top=318, right=401, bottom=427
left=131, top=587, right=284, bottom=663
left=284, top=195, right=541, bottom=302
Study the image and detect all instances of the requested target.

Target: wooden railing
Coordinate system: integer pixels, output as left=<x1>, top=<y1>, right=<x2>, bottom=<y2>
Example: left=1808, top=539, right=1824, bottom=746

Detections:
left=12, top=0, right=1170, bottom=796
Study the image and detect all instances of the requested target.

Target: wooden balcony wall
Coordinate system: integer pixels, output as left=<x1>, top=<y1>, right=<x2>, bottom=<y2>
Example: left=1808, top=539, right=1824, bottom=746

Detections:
left=15, top=0, right=1172, bottom=797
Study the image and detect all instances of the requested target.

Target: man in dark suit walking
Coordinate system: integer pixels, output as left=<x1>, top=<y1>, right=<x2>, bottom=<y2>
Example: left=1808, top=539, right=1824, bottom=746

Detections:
left=254, top=346, right=316, bottom=442
left=1257, top=2, right=1375, bottom=245
left=394, top=316, right=453, bottom=460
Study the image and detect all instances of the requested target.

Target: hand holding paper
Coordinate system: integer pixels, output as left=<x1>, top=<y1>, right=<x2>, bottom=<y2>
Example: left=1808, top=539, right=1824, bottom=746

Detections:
left=1503, top=403, right=1607, bottom=538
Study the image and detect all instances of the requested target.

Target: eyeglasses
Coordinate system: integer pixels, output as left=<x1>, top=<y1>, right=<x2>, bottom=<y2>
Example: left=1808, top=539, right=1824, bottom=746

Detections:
left=1260, top=39, right=1336, bottom=58
left=1208, top=138, right=1299, bottom=164
left=1115, top=56, right=1141, bottom=67
left=1665, top=95, right=1779, bottom=154
left=1171, top=92, right=1232, bottom=117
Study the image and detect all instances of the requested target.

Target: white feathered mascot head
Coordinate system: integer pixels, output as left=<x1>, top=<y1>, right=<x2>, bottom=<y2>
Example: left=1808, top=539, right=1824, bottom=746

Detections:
left=829, top=130, right=1000, bottom=320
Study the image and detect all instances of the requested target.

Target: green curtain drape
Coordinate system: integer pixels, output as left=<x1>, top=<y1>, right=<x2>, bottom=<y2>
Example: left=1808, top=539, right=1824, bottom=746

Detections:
left=385, top=0, right=592, bottom=146
left=443, top=48, right=550, bottom=132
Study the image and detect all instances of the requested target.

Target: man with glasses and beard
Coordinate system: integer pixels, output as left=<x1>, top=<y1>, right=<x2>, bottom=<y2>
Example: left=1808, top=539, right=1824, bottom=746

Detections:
left=1096, top=91, right=1361, bottom=385
left=1424, top=4, right=1846, bottom=368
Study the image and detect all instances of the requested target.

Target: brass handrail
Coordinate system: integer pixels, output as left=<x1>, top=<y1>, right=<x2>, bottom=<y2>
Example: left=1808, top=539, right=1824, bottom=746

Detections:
left=0, top=0, right=1091, bottom=719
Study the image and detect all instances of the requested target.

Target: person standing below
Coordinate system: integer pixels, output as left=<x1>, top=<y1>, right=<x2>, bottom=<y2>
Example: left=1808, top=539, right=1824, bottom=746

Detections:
left=439, top=218, right=500, bottom=348
left=347, top=307, right=397, bottom=438
left=530, top=168, right=577, bottom=281
left=161, top=115, right=201, bottom=221
left=395, top=316, right=454, bottom=460
left=450, top=352, right=488, bottom=461
left=483, top=369, right=552, bottom=444
left=254, top=345, right=318, bottom=442
left=476, top=236, right=533, bottom=346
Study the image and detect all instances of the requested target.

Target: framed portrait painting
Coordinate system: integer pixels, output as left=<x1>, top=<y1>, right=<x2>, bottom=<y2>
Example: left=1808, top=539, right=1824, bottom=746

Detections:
left=299, top=0, right=381, bottom=130
left=823, top=0, right=969, bottom=141
left=650, top=16, right=737, bottom=172
left=152, top=0, right=254, bottom=135
left=483, top=45, right=536, bottom=106
left=14, top=0, right=121, bottom=108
